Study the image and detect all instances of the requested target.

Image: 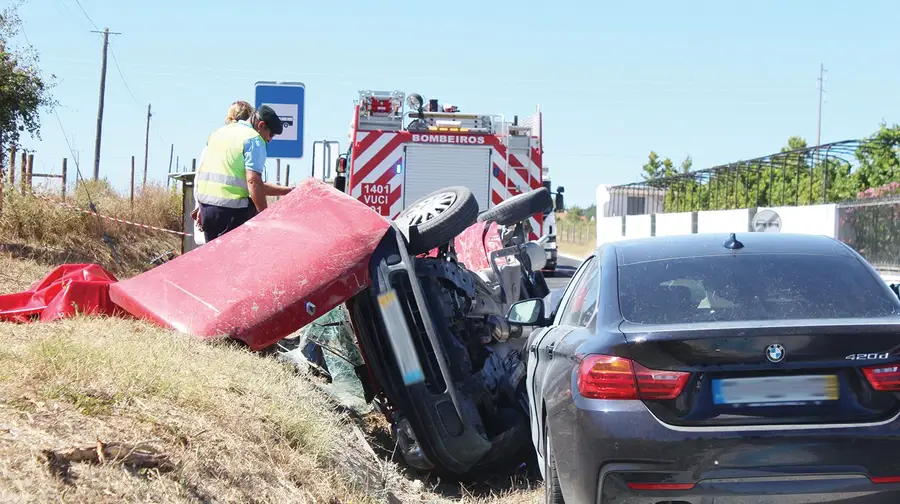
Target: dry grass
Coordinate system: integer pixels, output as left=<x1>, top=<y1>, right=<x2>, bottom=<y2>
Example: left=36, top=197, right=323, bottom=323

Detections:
left=0, top=180, right=182, bottom=277
left=0, top=258, right=542, bottom=503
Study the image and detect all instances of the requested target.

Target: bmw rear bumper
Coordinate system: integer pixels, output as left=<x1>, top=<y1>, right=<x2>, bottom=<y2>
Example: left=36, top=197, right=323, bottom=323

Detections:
left=599, top=471, right=900, bottom=503
left=549, top=398, right=900, bottom=504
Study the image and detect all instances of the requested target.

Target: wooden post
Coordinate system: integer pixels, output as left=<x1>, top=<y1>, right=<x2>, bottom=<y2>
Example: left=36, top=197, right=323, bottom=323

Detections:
left=8, top=145, right=16, bottom=185
left=19, top=151, right=26, bottom=195
left=61, top=158, right=68, bottom=199
left=0, top=144, right=4, bottom=214
left=130, top=156, right=135, bottom=208
left=26, top=154, right=34, bottom=193
left=285, top=164, right=290, bottom=186
left=143, top=103, right=151, bottom=188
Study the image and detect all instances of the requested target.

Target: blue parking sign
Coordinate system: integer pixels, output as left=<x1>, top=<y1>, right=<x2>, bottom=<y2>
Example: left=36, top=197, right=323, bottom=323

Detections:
left=254, top=81, right=305, bottom=158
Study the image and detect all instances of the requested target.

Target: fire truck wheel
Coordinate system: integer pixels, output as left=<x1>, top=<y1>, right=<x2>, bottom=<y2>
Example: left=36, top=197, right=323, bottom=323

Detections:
left=394, top=186, right=479, bottom=255
left=476, top=187, right=553, bottom=227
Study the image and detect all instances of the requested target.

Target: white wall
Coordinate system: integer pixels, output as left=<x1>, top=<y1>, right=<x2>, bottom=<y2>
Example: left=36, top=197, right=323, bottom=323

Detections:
left=597, top=216, right=624, bottom=247
left=624, top=214, right=652, bottom=239
left=754, top=204, right=837, bottom=238
left=654, top=212, right=693, bottom=236
left=697, top=208, right=753, bottom=234
left=592, top=185, right=847, bottom=253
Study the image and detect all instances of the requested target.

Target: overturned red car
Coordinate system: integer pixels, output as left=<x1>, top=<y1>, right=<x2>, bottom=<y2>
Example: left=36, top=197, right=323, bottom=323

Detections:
left=111, top=177, right=560, bottom=476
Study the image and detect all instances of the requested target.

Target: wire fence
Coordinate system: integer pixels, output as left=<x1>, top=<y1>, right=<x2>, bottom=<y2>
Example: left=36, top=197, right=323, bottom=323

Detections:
left=557, top=220, right=596, bottom=246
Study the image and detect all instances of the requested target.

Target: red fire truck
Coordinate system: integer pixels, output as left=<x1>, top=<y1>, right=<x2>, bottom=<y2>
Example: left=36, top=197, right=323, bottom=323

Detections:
left=332, top=90, right=563, bottom=270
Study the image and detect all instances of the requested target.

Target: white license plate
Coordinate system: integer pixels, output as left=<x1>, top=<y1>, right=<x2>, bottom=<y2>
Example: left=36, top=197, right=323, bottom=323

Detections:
left=377, top=289, right=425, bottom=386
left=712, top=375, right=839, bottom=406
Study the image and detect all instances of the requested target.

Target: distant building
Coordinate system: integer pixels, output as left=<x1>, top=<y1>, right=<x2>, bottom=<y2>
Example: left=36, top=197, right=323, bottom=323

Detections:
left=597, top=184, right=667, bottom=217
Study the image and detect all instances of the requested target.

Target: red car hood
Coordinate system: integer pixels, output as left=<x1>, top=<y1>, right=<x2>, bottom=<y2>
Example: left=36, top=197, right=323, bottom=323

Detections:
left=109, top=178, right=391, bottom=351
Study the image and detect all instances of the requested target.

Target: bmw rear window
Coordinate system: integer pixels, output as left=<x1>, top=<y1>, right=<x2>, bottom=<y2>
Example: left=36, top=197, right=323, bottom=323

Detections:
left=618, top=254, right=899, bottom=324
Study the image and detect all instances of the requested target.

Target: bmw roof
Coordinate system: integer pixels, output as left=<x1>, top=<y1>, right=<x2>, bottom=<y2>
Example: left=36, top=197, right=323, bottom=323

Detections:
left=609, top=232, right=855, bottom=266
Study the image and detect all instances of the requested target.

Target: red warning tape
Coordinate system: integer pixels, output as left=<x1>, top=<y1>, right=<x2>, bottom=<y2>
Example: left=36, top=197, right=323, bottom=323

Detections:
left=34, top=194, right=192, bottom=237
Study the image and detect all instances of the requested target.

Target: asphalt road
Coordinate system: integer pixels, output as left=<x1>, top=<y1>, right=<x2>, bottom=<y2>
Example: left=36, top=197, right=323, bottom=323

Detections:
left=546, top=255, right=583, bottom=291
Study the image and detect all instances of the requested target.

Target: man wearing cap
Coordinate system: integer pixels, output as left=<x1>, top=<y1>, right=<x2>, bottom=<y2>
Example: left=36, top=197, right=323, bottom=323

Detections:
left=194, top=104, right=293, bottom=242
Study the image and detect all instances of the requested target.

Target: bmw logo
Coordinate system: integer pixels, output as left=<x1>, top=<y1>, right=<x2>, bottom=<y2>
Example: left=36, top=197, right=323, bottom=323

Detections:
left=766, top=344, right=785, bottom=363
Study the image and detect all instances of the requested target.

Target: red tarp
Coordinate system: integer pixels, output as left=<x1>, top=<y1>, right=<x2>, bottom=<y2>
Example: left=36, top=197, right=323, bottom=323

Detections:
left=0, top=263, right=121, bottom=323
left=109, top=178, right=392, bottom=351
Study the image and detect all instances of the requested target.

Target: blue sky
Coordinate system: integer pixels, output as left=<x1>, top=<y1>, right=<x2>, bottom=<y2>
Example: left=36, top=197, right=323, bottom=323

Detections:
left=15, top=0, right=900, bottom=207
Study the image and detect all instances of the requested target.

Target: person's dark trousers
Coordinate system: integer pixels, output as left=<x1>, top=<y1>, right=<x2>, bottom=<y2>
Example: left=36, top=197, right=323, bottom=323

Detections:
left=199, top=202, right=253, bottom=242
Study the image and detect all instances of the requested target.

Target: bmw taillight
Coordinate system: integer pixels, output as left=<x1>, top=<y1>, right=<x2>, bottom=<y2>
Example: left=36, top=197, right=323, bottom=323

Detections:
left=577, top=354, right=690, bottom=400
left=862, top=365, right=900, bottom=391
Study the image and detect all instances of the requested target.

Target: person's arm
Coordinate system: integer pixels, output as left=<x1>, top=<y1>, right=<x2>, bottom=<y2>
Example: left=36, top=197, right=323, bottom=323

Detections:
left=244, top=137, right=293, bottom=212
left=246, top=172, right=293, bottom=211
left=246, top=170, right=268, bottom=212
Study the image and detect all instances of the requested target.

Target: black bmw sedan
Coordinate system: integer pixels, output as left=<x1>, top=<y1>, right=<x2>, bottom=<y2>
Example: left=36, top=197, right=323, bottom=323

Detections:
left=510, top=232, right=900, bottom=503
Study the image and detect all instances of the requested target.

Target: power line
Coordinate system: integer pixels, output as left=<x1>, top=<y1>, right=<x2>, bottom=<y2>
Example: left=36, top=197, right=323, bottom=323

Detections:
left=51, top=0, right=81, bottom=28
left=108, top=45, right=140, bottom=105
left=54, top=107, right=122, bottom=266
left=72, top=0, right=100, bottom=32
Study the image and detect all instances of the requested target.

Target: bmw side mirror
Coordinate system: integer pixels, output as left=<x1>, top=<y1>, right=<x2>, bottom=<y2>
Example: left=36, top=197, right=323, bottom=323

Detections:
left=507, top=298, right=549, bottom=327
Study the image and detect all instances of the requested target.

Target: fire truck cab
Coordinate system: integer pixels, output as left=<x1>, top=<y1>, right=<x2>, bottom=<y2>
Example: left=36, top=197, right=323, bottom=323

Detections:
left=333, top=90, right=563, bottom=270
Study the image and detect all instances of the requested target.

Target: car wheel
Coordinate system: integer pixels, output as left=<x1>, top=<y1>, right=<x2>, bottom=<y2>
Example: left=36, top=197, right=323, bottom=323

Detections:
left=477, top=187, right=553, bottom=227
left=544, top=427, right=565, bottom=504
left=394, top=186, right=479, bottom=255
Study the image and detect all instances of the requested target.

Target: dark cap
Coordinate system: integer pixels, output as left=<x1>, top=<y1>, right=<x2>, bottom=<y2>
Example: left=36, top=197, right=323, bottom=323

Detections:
left=257, top=105, right=284, bottom=136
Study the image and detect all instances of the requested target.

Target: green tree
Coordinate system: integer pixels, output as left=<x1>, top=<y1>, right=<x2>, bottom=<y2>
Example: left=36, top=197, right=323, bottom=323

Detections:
left=681, top=155, right=693, bottom=173
left=642, top=151, right=663, bottom=181
left=567, top=205, right=584, bottom=220
left=855, top=123, right=900, bottom=191
left=0, top=1, right=55, bottom=154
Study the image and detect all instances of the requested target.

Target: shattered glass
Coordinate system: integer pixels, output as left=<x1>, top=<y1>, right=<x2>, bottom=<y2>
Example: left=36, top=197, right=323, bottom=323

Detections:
left=279, top=305, right=371, bottom=412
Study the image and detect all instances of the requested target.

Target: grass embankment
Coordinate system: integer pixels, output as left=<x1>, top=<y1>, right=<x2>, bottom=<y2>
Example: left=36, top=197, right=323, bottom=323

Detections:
left=0, top=185, right=541, bottom=503
left=0, top=180, right=182, bottom=277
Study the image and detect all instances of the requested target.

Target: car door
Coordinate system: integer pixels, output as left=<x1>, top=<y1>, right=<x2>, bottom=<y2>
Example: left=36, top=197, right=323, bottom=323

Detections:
left=527, top=256, right=598, bottom=465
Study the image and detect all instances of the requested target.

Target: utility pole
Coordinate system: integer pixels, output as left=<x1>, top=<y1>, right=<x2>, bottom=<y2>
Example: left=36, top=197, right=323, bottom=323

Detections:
left=91, top=27, right=121, bottom=181
left=816, top=63, right=826, bottom=149
left=143, top=103, right=151, bottom=188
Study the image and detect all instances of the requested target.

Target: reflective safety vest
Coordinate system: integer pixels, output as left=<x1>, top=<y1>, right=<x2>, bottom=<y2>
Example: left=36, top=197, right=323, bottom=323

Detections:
left=195, top=122, right=261, bottom=208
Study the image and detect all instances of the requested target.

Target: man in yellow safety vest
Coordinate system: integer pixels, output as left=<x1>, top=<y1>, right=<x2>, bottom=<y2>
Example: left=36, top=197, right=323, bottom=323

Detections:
left=194, top=104, right=293, bottom=242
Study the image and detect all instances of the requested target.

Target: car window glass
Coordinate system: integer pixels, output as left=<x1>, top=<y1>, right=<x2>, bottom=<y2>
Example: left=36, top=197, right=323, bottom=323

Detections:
left=559, top=259, right=599, bottom=328
left=553, top=257, right=594, bottom=325
left=619, top=254, right=899, bottom=325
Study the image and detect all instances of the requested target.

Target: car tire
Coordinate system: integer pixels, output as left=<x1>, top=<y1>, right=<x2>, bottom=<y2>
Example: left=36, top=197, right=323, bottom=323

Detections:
left=544, top=427, right=565, bottom=504
left=394, top=186, right=479, bottom=255
left=477, top=187, right=553, bottom=227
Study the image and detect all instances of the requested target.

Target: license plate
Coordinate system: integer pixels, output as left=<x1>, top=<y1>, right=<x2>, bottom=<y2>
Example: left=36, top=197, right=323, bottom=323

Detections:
left=712, top=375, right=839, bottom=406
left=377, top=290, right=425, bottom=386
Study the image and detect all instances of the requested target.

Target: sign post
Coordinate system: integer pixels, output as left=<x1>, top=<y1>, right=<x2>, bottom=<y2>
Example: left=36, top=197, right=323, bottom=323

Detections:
left=254, top=82, right=306, bottom=180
